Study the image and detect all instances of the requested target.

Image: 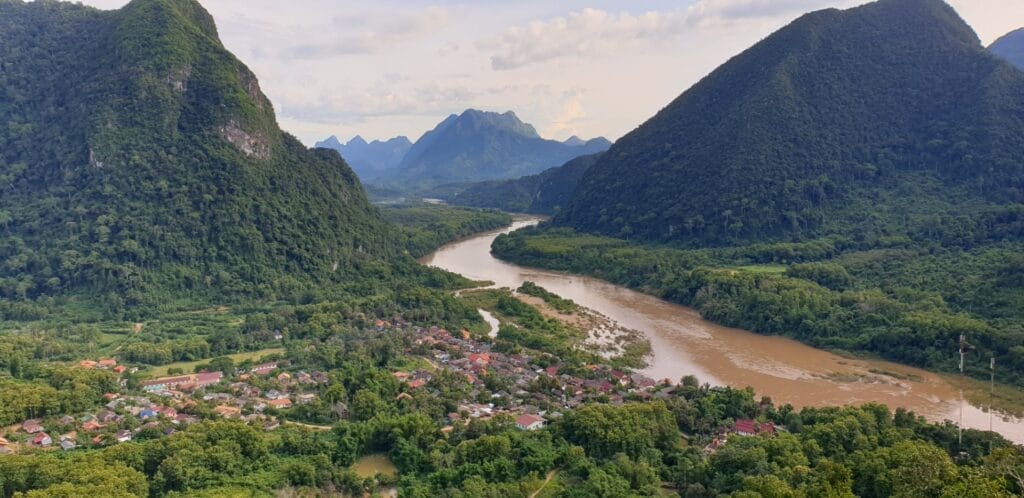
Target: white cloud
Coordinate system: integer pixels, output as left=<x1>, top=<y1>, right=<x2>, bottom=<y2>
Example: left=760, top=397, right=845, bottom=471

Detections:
left=286, top=6, right=449, bottom=59
left=484, top=8, right=691, bottom=70
left=484, top=1, right=869, bottom=70
left=544, top=89, right=589, bottom=139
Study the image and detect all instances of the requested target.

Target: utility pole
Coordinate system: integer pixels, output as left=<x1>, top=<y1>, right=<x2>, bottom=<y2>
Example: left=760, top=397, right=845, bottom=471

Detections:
left=990, top=356, right=995, bottom=454
left=958, top=334, right=965, bottom=452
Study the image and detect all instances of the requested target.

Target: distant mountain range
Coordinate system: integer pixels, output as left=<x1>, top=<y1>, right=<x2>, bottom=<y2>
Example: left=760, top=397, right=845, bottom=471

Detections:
left=556, top=0, right=1024, bottom=245
left=319, top=109, right=610, bottom=189
left=314, top=135, right=412, bottom=181
left=447, top=153, right=603, bottom=214
left=990, top=28, right=1024, bottom=69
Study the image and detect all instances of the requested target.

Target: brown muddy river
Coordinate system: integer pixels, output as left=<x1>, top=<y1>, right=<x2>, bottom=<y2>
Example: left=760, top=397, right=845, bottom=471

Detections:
left=420, top=218, right=1024, bottom=443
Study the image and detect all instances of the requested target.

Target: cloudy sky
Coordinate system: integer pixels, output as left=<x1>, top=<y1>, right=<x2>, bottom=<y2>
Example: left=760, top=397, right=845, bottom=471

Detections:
left=81, top=0, right=1024, bottom=145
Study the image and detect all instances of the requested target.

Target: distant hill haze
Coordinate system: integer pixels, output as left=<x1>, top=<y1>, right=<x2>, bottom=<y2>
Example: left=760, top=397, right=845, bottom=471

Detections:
left=370, top=109, right=610, bottom=188
left=447, top=153, right=603, bottom=214
left=0, top=0, right=400, bottom=308
left=990, top=28, right=1024, bottom=69
left=557, top=0, right=1024, bottom=245
left=314, top=135, right=412, bottom=181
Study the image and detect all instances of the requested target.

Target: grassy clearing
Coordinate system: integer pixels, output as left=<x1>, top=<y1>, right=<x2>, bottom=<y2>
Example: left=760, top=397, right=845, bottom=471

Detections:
left=351, top=454, right=398, bottom=479
left=146, top=347, right=285, bottom=377
left=732, top=264, right=788, bottom=274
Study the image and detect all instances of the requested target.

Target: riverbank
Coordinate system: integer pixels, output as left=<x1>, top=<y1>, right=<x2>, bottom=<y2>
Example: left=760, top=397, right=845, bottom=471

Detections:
left=420, top=217, right=1024, bottom=443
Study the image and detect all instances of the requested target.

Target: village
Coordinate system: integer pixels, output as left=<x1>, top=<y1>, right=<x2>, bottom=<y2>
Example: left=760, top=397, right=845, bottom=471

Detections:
left=0, top=321, right=777, bottom=456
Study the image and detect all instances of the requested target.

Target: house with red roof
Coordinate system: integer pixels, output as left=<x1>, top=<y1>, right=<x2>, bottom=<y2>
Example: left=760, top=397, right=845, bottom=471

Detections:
left=32, top=432, right=52, bottom=447
left=515, top=414, right=546, bottom=431
left=733, top=419, right=776, bottom=437
left=21, top=419, right=43, bottom=434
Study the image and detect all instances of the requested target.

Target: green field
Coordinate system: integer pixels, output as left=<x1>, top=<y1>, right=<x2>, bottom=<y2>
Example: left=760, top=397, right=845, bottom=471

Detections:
left=146, top=348, right=285, bottom=377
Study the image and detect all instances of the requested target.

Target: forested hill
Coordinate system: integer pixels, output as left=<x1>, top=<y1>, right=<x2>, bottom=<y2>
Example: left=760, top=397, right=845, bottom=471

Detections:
left=557, top=0, right=1024, bottom=246
left=381, top=109, right=610, bottom=188
left=990, top=28, right=1024, bottom=69
left=0, top=0, right=402, bottom=314
left=448, top=153, right=603, bottom=214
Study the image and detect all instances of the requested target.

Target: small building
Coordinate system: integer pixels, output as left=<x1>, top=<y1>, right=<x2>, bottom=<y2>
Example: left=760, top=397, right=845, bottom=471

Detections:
left=21, top=419, right=44, bottom=434
left=60, top=440, right=77, bottom=451
left=250, top=362, right=278, bottom=376
left=115, top=430, right=132, bottom=443
left=515, top=414, right=546, bottom=431
left=296, top=393, right=317, bottom=405
left=83, top=420, right=104, bottom=432
left=268, top=398, right=292, bottom=409
left=98, top=359, right=117, bottom=369
left=32, top=432, right=53, bottom=447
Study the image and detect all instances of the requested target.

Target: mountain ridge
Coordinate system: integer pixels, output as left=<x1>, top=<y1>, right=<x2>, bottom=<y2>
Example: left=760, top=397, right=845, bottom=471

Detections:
left=377, top=109, right=610, bottom=188
left=990, top=27, right=1024, bottom=69
left=315, top=134, right=412, bottom=180
left=557, top=0, right=1024, bottom=245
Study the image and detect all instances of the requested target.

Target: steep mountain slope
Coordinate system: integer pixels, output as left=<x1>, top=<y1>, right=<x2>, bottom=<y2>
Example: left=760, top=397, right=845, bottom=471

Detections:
left=558, top=0, right=1024, bottom=245
left=382, top=109, right=610, bottom=187
left=448, top=153, right=603, bottom=214
left=990, top=28, right=1024, bottom=69
left=0, top=0, right=402, bottom=312
left=314, top=134, right=412, bottom=181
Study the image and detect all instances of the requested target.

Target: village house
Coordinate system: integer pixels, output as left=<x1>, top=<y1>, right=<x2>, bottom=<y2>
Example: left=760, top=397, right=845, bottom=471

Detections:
left=268, top=398, right=293, bottom=409
left=733, top=419, right=776, bottom=437
left=96, top=409, right=120, bottom=424
left=21, top=419, right=44, bottom=434
left=296, top=393, right=317, bottom=405
left=83, top=420, right=104, bottom=432
left=32, top=432, right=52, bottom=447
left=250, top=362, right=278, bottom=376
left=213, top=405, right=242, bottom=419
left=515, top=414, right=546, bottom=431
left=140, top=371, right=223, bottom=392
left=98, top=359, right=117, bottom=369
left=115, top=430, right=132, bottom=443
left=79, top=360, right=98, bottom=369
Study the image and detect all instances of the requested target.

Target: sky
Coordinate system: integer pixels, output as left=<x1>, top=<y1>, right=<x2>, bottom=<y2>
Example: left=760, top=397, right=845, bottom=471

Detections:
left=79, top=0, right=1024, bottom=145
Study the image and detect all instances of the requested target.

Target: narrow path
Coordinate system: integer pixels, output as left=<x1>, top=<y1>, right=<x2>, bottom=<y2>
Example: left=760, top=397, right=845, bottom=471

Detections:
left=283, top=420, right=332, bottom=431
left=529, top=470, right=556, bottom=498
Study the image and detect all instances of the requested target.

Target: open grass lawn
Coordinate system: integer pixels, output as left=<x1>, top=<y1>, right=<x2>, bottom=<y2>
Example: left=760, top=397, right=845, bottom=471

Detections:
left=146, top=347, right=285, bottom=377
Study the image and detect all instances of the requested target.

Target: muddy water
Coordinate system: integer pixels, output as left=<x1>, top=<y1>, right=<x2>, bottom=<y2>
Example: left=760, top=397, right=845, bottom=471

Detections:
left=420, top=218, right=1024, bottom=443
